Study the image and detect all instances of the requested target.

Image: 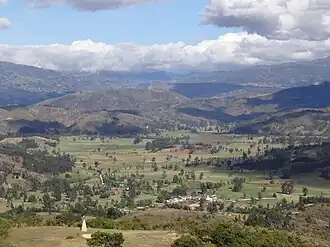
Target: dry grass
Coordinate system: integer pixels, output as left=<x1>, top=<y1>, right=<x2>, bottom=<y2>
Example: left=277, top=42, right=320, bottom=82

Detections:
left=9, top=227, right=177, bottom=247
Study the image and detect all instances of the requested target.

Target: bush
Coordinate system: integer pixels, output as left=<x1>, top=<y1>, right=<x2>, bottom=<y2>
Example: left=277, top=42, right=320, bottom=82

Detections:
left=87, top=231, right=124, bottom=247
left=171, top=234, right=203, bottom=247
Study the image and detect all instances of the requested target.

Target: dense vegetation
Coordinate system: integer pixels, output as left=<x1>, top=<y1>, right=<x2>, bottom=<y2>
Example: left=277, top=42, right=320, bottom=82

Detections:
left=0, top=140, right=75, bottom=175
left=172, top=221, right=308, bottom=247
left=230, top=142, right=330, bottom=179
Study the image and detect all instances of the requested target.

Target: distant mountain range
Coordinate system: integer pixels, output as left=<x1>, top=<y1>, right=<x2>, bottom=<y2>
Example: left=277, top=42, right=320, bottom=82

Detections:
left=0, top=82, right=329, bottom=136
left=229, top=82, right=330, bottom=135
left=1, top=56, right=330, bottom=105
left=1, top=57, right=330, bottom=136
left=176, top=56, right=330, bottom=87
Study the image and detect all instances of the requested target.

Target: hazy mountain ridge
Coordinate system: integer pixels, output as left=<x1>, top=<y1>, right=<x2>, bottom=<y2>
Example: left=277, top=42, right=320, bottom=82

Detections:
left=40, top=88, right=189, bottom=112
left=1, top=59, right=330, bottom=136
left=0, top=89, right=207, bottom=135
left=2, top=56, right=330, bottom=106
left=229, top=82, right=330, bottom=135
left=177, top=57, right=330, bottom=87
left=1, top=82, right=329, bottom=136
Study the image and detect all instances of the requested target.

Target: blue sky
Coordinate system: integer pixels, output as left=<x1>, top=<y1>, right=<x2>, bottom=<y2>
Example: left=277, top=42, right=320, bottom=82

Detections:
left=1, top=0, right=235, bottom=45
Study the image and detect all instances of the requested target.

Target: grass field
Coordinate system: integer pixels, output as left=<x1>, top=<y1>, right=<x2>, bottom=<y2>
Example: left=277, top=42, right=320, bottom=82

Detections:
left=9, top=227, right=177, bottom=247
left=52, top=134, right=330, bottom=206
left=2, top=132, right=330, bottom=212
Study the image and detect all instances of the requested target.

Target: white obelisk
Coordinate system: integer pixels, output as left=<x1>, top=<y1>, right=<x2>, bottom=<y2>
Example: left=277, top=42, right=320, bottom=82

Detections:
left=81, top=215, right=87, bottom=232
left=99, top=174, right=105, bottom=185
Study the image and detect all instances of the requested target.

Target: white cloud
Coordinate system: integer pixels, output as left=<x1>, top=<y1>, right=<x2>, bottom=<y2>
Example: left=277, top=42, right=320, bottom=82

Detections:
left=0, top=0, right=8, bottom=4
left=25, top=0, right=161, bottom=11
left=0, top=18, right=11, bottom=29
left=1, top=32, right=330, bottom=72
left=203, top=0, right=330, bottom=41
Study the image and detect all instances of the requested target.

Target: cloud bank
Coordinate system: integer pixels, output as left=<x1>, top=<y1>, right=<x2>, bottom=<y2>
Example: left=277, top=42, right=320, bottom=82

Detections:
left=1, top=0, right=330, bottom=72
left=26, top=0, right=160, bottom=11
left=2, top=33, right=330, bottom=72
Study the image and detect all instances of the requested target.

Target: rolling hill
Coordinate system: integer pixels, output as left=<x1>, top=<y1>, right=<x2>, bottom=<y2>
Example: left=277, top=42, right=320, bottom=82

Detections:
left=1, top=58, right=330, bottom=137
left=1, top=82, right=330, bottom=136
left=0, top=88, right=208, bottom=135
left=230, top=82, right=330, bottom=135
left=40, top=88, right=188, bottom=111
left=2, top=56, right=330, bottom=106
left=170, top=82, right=330, bottom=135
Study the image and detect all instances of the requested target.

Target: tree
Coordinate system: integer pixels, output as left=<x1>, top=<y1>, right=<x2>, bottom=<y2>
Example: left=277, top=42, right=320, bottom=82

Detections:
left=281, top=181, right=294, bottom=194
left=42, top=193, right=54, bottom=214
left=191, top=171, right=196, bottom=181
left=171, top=234, right=203, bottom=247
left=87, top=232, right=125, bottom=247
left=302, top=187, right=308, bottom=196
left=172, top=175, right=179, bottom=184
left=231, top=177, right=245, bottom=192
left=106, top=207, right=124, bottom=220
left=52, top=186, right=62, bottom=201
left=133, top=136, right=141, bottom=144
left=27, top=194, right=37, bottom=203
left=207, top=201, right=218, bottom=214
left=200, top=183, right=207, bottom=194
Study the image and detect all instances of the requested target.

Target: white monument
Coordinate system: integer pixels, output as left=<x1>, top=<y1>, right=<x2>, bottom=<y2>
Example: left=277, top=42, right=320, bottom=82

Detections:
left=99, top=174, right=105, bottom=185
left=81, top=215, right=87, bottom=232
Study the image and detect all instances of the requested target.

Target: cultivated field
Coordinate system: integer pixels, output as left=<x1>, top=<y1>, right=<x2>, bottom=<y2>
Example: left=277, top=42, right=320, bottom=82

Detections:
left=1, top=132, right=330, bottom=213
left=52, top=132, right=330, bottom=206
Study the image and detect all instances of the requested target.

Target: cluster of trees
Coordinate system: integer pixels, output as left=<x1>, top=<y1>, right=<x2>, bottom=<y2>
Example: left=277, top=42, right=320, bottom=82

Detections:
left=18, top=138, right=39, bottom=149
left=299, top=196, right=330, bottom=205
left=172, top=221, right=308, bottom=247
left=245, top=207, right=293, bottom=229
left=229, top=142, right=330, bottom=179
left=23, top=150, right=75, bottom=174
left=0, top=142, right=75, bottom=174
left=145, top=137, right=187, bottom=152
